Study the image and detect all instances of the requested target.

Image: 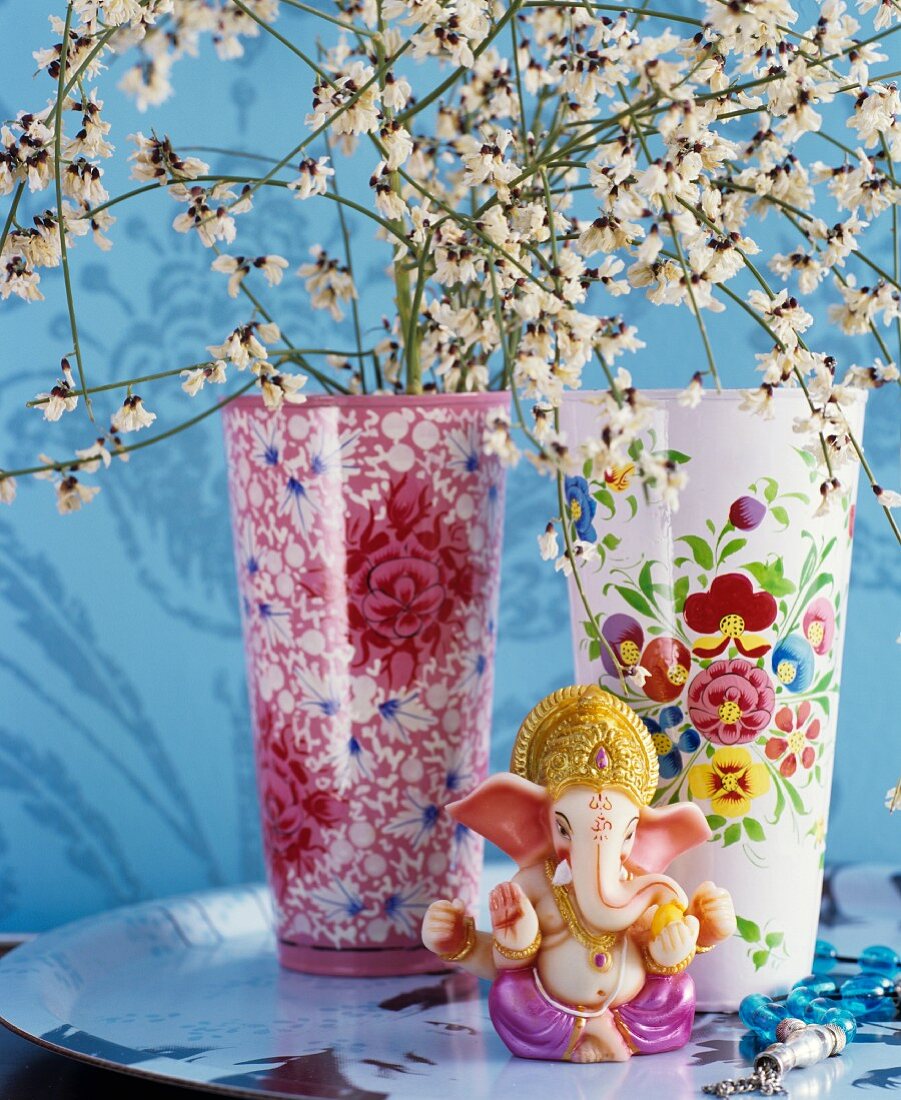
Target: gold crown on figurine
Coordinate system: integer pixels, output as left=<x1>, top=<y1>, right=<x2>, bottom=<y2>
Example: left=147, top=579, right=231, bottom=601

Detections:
left=510, top=685, right=658, bottom=805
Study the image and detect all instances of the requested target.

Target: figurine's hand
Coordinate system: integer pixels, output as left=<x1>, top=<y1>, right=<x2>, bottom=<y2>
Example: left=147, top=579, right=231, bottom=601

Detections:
left=422, top=897, right=468, bottom=957
left=648, top=914, right=699, bottom=969
left=687, top=881, right=736, bottom=946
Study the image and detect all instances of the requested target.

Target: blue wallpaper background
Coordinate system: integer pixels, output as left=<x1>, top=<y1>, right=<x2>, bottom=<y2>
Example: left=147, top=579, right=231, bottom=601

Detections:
left=0, top=1, right=898, bottom=932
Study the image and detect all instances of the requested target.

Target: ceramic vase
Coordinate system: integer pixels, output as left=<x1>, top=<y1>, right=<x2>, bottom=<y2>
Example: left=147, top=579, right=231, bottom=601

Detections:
left=559, top=389, right=866, bottom=1009
left=223, top=392, right=509, bottom=975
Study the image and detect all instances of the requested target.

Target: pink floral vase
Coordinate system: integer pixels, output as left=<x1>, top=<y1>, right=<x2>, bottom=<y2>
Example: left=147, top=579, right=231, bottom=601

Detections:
left=560, top=389, right=866, bottom=1009
left=222, top=392, right=509, bottom=975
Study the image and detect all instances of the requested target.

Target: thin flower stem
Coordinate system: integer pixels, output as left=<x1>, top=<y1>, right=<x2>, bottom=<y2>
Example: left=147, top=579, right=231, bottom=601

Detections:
left=278, top=0, right=377, bottom=37
left=879, top=132, right=901, bottom=365
left=230, top=0, right=331, bottom=82
left=404, top=228, right=434, bottom=389
left=522, top=0, right=702, bottom=24
left=0, top=180, right=25, bottom=261
left=2, top=380, right=257, bottom=482
left=27, top=363, right=212, bottom=404
left=85, top=176, right=410, bottom=249
left=54, top=3, right=93, bottom=422
left=328, top=156, right=367, bottom=391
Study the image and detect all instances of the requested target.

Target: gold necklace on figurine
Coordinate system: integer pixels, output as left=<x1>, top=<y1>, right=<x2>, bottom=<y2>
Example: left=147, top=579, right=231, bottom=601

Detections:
left=544, top=859, right=618, bottom=973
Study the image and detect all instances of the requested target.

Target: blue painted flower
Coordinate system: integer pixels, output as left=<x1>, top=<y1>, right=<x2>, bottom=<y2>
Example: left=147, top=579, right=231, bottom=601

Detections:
left=564, top=476, right=597, bottom=542
left=642, top=706, right=701, bottom=779
left=771, top=634, right=814, bottom=692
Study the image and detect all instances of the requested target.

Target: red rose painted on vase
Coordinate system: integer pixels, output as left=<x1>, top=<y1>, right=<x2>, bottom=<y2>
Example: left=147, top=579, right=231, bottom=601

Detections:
left=687, top=658, right=776, bottom=746
left=362, top=557, right=445, bottom=640
left=684, top=572, right=777, bottom=658
left=765, top=701, right=820, bottom=777
left=802, top=596, right=835, bottom=655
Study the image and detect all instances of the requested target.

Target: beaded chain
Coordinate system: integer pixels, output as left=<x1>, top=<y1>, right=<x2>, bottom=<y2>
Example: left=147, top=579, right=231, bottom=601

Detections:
left=704, top=941, right=901, bottom=1097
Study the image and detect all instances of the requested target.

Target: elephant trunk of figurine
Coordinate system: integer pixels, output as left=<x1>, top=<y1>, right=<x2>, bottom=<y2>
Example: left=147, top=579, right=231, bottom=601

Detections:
left=569, top=838, right=685, bottom=933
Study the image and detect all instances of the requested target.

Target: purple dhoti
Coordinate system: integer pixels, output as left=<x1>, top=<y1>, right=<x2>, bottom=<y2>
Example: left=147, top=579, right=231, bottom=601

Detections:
left=488, top=968, right=695, bottom=1062
left=613, top=972, right=696, bottom=1054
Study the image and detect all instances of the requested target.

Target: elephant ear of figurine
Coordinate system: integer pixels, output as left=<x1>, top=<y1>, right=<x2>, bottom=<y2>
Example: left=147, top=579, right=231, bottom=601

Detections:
left=627, top=802, right=711, bottom=875
left=447, top=773, right=552, bottom=868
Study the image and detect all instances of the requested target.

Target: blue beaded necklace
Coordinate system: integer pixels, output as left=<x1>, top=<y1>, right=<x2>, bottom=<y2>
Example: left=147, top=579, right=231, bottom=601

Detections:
left=704, top=941, right=901, bottom=1096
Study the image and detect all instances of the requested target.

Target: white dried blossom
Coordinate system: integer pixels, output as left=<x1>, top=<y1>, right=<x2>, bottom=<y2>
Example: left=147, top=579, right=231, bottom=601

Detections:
left=111, top=395, right=157, bottom=433
left=181, top=360, right=227, bottom=396
left=258, top=370, right=308, bottom=411
left=874, top=486, right=901, bottom=508
left=297, top=246, right=357, bottom=322
left=56, top=475, right=101, bottom=514
left=75, top=438, right=114, bottom=473
left=208, top=322, right=280, bottom=370
left=0, top=476, right=16, bottom=505
left=288, top=156, right=334, bottom=199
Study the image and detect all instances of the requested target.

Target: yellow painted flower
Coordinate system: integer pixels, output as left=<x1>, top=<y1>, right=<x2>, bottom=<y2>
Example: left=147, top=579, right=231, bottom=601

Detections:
left=688, top=747, right=770, bottom=819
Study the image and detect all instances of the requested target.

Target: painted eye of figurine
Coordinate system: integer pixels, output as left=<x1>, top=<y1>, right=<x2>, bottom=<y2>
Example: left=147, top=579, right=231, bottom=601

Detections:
left=554, top=813, right=571, bottom=840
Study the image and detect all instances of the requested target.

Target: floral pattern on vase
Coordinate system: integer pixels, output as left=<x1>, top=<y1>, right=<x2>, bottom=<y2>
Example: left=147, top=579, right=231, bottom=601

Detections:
left=223, top=393, right=508, bottom=975
left=560, top=389, right=866, bottom=1009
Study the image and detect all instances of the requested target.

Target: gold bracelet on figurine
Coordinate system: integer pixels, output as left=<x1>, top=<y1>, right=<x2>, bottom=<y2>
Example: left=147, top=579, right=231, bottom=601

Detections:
left=695, top=943, right=715, bottom=954
left=439, top=916, right=477, bottom=962
left=493, top=928, right=542, bottom=961
left=643, top=946, right=695, bottom=975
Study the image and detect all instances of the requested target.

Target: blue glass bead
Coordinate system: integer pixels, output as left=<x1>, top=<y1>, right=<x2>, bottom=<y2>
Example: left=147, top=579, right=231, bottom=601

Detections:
left=748, top=1003, right=790, bottom=1040
left=813, top=939, right=838, bottom=974
left=739, top=993, right=771, bottom=1030
left=859, top=945, right=901, bottom=976
left=803, top=997, right=836, bottom=1024
left=786, top=987, right=818, bottom=1016
left=841, top=974, right=895, bottom=1019
left=792, top=975, right=839, bottom=997
left=823, top=1007, right=858, bottom=1043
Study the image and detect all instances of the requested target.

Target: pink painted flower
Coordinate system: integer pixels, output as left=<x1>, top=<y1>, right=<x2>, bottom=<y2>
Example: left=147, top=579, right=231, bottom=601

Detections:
left=765, top=701, right=820, bottom=778
left=687, top=658, right=776, bottom=746
left=802, top=596, right=835, bottom=655
left=362, top=557, right=445, bottom=640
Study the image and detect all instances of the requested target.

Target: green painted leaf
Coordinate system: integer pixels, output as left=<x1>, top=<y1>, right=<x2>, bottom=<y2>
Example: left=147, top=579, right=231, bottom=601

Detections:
left=582, top=458, right=593, bottom=479
left=697, top=573, right=708, bottom=588
left=783, top=778, right=807, bottom=816
left=678, top=535, right=714, bottom=570
left=706, top=814, right=727, bottom=830
left=588, top=640, right=601, bottom=662
left=593, top=488, right=616, bottom=517
left=765, top=931, right=784, bottom=949
left=743, top=817, right=765, bottom=841
left=719, top=537, right=747, bottom=564
left=706, top=743, right=715, bottom=758
left=723, top=823, right=742, bottom=847
left=673, top=576, right=690, bottom=614
left=795, top=446, right=817, bottom=468
left=771, top=505, right=790, bottom=529
left=638, top=561, right=655, bottom=601
left=742, top=559, right=796, bottom=598
left=666, top=449, right=692, bottom=464
left=753, top=949, right=770, bottom=971
left=763, top=478, right=779, bottom=503
left=602, top=532, right=621, bottom=550
left=647, top=624, right=663, bottom=636
left=736, top=916, right=761, bottom=943
left=628, top=438, right=644, bottom=461
left=626, top=494, right=638, bottom=519
left=813, top=670, right=832, bottom=693
left=614, top=586, right=655, bottom=619
left=705, top=519, right=716, bottom=535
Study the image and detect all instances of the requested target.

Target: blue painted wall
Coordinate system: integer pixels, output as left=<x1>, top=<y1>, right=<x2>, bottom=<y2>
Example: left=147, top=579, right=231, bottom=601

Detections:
left=0, top=1, right=898, bottom=931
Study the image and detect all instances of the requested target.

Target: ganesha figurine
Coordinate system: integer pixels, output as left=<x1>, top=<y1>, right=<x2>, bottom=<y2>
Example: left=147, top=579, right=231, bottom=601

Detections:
left=422, top=685, right=736, bottom=1063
